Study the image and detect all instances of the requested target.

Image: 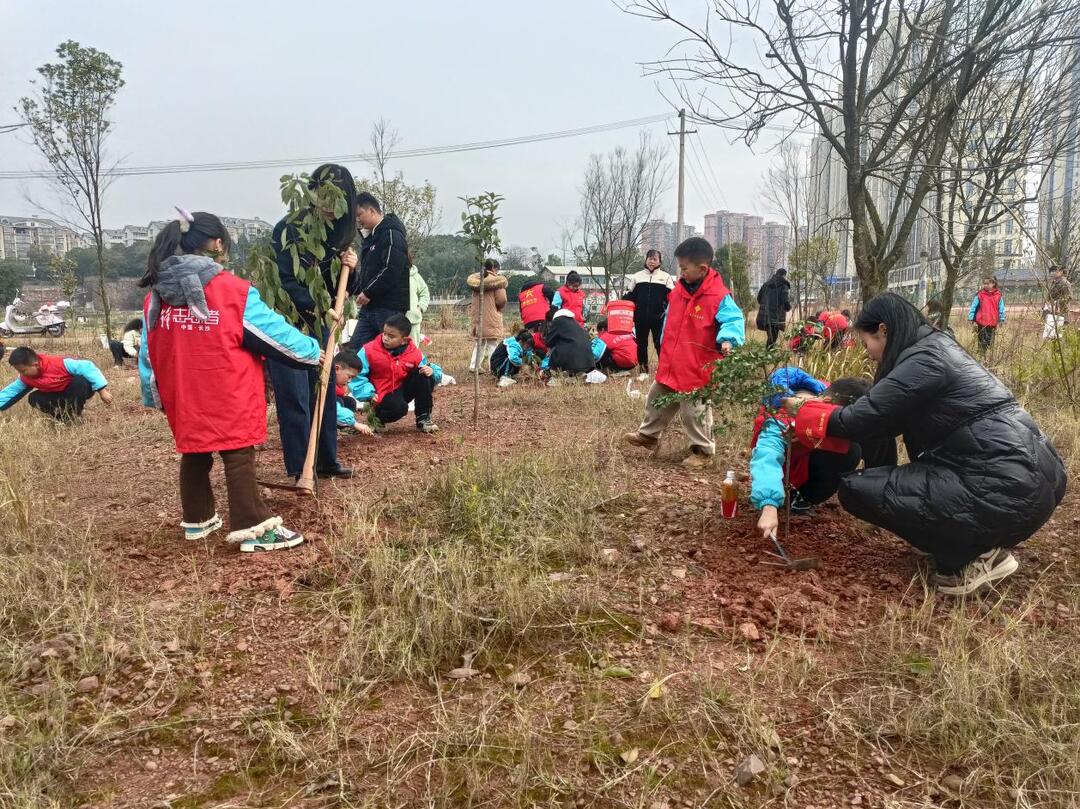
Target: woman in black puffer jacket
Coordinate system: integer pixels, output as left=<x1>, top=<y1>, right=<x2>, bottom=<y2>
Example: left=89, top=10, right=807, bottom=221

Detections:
left=791, top=293, right=1066, bottom=596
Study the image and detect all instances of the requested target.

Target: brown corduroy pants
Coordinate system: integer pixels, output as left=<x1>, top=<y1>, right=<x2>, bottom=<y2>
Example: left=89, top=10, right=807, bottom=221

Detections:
left=179, top=446, right=273, bottom=530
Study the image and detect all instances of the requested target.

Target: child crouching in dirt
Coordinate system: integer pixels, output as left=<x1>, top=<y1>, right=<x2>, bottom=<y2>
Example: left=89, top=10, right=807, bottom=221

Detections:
left=333, top=349, right=375, bottom=434
left=750, top=367, right=871, bottom=539
left=347, top=313, right=442, bottom=433
left=490, top=330, right=536, bottom=385
left=0, top=346, right=112, bottom=422
left=139, top=209, right=322, bottom=552
left=623, top=236, right=745, bottom=469
left=592, top=318, right=638, bottom=374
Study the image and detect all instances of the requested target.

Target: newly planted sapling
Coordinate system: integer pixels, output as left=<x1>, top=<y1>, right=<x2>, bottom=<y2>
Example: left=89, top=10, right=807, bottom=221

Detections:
left=459, top=192, right=505, bottom=427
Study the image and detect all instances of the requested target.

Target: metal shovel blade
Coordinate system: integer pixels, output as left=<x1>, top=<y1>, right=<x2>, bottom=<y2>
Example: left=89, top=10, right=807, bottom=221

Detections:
left=767, top=531, right=820, bottom=571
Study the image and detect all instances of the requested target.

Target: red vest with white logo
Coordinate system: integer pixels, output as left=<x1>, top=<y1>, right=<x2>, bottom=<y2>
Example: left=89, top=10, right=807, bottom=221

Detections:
left=519, top=285, right=551, bottom=325
left=363, top=336, right=423, bottom=402
left=557, top=286, right=585, bottom=324
left=750, top=406, right=850, bottom=489
left=975, top=289, right=1002, bottom=327
left=145, top=272, right=267, bottom=454
left=21, top=353, right=73, bottom=392
left=656, top=269, right=732, bottom=393
left=600, top=331, right=638, bottom=369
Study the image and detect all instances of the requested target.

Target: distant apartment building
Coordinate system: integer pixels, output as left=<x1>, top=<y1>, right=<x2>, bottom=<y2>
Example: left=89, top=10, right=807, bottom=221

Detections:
left=1040, top=48, right=1080, bottom=270
left=147, top=216, right=271, bottom=245
left=703, top=210, right=788, bottom=287
left=640, top=219, right=698, bottom=261
left=0, top=216, right=81, bottom=262
left=808, top=130, right=858, bottom=296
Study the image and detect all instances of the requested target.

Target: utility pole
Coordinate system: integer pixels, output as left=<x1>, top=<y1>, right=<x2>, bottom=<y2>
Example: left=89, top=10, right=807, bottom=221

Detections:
left=670, top=109, right=697, bottom=243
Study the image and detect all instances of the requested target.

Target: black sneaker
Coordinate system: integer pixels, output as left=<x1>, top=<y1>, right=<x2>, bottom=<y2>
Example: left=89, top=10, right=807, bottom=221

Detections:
left=790, top=492, right=814, bottom=515
left=316, top=466, right=354, bottom=479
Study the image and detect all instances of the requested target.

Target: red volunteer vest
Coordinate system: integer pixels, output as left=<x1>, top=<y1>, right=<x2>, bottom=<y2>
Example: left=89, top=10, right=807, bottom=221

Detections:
left=600, top=331, right=638, bottom=369
left=819, top=311, right=849, bottom=342
left=557, top=286, right=586, bottom=324
left=519, top=285, right=551, bottom=324
left=975, top=289, right=1002, bottom=327
left=530, top=325, right=548, bottom=356
left=656, top=269, right=732, bottom=393
left=145, top=272, right=267, bottom=454
left=363, top=336, right=423, bottom=402
left=21, top=353, right=73, bottom=392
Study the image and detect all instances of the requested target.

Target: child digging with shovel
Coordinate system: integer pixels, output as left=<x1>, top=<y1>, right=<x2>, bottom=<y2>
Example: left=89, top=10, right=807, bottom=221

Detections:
left=139, top=209, right=325, bottom=552
left=750, top=367, right=871, bottom=543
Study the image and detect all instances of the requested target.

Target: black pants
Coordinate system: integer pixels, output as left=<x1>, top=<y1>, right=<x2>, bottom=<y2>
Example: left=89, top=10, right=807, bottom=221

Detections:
left=108, top=339, right=130, bottom=367
left=634, top=317, right=663, bottom=370
left=268, top=329, right=339, bottom=477
left=375, top=370, right=435, bottom=424
left=765, top=323, right=784, bottom=348
left=489, top=343, right=519, bottom=377
left=977, top=325, right=996, bottom=353
left=346, top=307, right=402, bottom=350
left=597, top=349, right=634, bottom=373
left=796, top=443, right=863, bottom=504
left=28, top=377, right=93, bottom=422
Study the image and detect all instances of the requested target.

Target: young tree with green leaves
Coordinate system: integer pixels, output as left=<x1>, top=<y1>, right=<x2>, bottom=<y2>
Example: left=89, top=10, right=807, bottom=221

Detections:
left=460, top=192, right=504, bottom=427
left=19, top=41, right=124, bottom=336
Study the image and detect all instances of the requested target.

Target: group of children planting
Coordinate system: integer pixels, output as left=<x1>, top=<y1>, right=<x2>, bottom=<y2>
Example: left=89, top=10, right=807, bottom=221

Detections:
left=0, top=214, right=1067, bottom=594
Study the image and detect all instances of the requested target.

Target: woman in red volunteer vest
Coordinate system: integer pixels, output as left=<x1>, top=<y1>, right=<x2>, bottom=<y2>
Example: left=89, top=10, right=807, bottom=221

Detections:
left=623, top=237, right=745, bottom=469
left=967, top=276, right=1005, bottom=354
left=0, top=346, right=111, bottom=421
left=138, top=210, right=322, bottom=553
left=553, top=270, right=586, bottom=325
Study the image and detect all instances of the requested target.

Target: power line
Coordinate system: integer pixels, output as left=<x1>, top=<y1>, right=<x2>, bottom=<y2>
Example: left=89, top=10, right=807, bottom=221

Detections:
left=690, top=133, right=728, bottom=210
left=686, top=135, right=725, bottom=214
left=0, top=113, right=673, bottom=181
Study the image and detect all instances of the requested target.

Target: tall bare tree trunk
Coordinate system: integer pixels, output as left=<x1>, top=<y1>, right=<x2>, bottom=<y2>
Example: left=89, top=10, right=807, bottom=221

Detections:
left=93, top=230, right=111, bottom=337
left=473, top=271, right=484, bottom=428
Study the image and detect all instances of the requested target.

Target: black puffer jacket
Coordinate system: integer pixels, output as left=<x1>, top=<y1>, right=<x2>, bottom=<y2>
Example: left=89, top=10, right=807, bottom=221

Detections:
left=755, top=273, right=790, bottom=328
left=543, top=315, right=595, bottom=373
left=358, top=213, right=410, bottom=312
left=829, top=327, right=1066, bottom=565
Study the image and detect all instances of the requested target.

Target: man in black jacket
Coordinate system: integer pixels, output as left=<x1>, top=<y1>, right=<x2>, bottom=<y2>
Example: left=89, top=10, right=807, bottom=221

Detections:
left=755, top=268, right=791, bottom=347
left=346, top=192, right=410, bottom=349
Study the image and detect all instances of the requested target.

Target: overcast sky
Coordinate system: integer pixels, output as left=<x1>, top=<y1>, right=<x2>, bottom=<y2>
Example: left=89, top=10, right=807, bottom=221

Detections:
left=0, top=0, right=793, bottom=255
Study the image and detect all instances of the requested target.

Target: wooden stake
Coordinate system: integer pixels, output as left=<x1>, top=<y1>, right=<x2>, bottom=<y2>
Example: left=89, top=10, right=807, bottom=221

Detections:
left=296, top=261, right=352, bottom=494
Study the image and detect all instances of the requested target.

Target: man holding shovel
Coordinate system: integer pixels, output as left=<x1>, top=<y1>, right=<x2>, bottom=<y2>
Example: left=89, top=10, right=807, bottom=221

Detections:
left=267, top=164, right=363, bottom=484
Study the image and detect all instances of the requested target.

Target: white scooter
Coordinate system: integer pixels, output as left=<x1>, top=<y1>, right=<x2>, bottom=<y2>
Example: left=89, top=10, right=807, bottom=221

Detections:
left=1, top=297, right=70, bottom=338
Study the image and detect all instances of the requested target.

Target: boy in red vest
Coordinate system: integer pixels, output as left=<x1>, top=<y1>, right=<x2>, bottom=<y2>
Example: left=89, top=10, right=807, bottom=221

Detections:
left=0, top=347, right=112, bottom=422
left=967, top=276, right=1005, bottom=354
left=592, top=318, right=638, bottom=373
left=553, top=270, right=586, bottom=325
left=347, top=313, right=442, bottom=433
left=749, top=368, right=870, bottom=539
left=622, top=237, right=745, bottom=469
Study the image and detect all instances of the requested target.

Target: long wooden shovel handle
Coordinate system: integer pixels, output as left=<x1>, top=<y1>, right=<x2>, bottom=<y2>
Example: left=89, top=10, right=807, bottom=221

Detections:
left=296, top=261, right=353, bottom=494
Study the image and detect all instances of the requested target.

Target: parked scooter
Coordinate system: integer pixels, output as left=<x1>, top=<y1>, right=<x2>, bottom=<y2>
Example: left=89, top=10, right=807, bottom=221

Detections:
left=1, top=297, right=70, bottom=337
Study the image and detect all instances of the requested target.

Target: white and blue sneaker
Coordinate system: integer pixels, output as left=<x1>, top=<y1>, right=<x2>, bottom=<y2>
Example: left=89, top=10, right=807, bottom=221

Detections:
left=181, top=514, right=223, bottom=540
left=239, top=526, right=305, bottom=553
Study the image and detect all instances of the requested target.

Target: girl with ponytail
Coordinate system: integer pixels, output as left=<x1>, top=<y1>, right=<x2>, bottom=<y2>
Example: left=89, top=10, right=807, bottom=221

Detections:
left=139, top=208, right=323, bottom=552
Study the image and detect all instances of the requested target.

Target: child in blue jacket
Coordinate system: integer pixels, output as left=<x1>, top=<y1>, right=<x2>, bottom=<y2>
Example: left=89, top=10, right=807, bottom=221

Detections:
left=347, top=314, right=443, bottom=433
left=750, top=367, right=871, bottom=540
left=490, top=330, right=536, bottom=383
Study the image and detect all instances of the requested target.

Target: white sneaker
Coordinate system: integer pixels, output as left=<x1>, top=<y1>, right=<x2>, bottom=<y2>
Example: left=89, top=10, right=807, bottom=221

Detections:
left=636, top=372, right=650, bottom=383
left=497, top=375, right=517, bottom=387
left=936, top=549, right=1019, bottom=596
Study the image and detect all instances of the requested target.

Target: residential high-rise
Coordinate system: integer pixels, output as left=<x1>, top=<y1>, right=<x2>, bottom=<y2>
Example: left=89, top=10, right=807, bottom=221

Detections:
left=0, top=216, right=81, bottom=262
left=1040, top=50, right=1080, bottom=270
left=702, top=210, right=788, bottom=287
left=640, top=219, right=697, bottom=260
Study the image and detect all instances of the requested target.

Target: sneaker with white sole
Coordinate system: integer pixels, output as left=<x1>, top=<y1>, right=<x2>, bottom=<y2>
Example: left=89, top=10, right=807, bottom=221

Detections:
left=239, top=526, right=305, bottom=553
left=181, top=514, right=222, bottom=540
left=417, top=417, right=440, bottom=434
left=935, top=548, right=1019, bottom=596
left=497, top=375, right=517, bottom=387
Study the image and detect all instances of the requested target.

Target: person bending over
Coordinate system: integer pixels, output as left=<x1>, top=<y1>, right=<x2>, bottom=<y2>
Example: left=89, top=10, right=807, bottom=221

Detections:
left=1, top=346, right=112, bottom=422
